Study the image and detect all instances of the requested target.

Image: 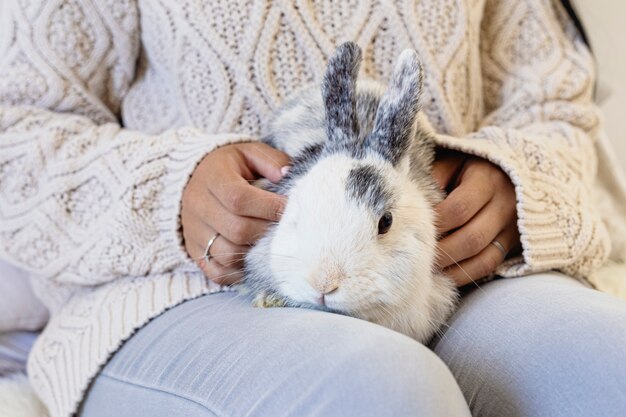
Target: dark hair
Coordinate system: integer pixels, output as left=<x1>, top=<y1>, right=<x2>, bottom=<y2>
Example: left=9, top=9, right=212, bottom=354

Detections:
left=560, top=0, right=590, bottom=49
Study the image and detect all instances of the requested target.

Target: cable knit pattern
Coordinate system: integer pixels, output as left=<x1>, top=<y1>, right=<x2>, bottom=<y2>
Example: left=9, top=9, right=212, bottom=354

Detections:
left=0, top=0, right=623, bottom=416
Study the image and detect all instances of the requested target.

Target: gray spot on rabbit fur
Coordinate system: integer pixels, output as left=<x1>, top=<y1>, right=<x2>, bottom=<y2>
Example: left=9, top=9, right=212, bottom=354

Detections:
left=262, top=142, right=325, bottom=195
left=346, top=165, right=391, bottom=215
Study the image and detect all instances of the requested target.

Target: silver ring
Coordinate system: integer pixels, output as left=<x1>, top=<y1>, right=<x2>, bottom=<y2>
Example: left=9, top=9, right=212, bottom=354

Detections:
left=202, top=233, right=220, bottom=263
left=490, top=239, right=507, bottom=258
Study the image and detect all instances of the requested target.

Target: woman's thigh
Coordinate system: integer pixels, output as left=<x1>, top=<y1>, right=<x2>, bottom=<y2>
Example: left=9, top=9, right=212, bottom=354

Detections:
left=80, top=292, right=470, bottom=417
left=432, top=272, right=626, bottom=417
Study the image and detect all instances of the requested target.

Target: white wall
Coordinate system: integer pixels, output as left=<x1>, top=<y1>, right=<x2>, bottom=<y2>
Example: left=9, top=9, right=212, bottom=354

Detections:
left=574, top=0, right=626, bottom=168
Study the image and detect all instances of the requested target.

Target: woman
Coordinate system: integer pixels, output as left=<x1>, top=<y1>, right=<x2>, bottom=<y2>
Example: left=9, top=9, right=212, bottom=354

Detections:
left=0, top=0, right=625, bottom=416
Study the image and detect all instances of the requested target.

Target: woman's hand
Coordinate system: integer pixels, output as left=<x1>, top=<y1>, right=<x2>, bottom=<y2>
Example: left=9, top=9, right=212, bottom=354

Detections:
left=432, top=149, right=521, bottom=286
left=182, top=142, right=290, bottom=286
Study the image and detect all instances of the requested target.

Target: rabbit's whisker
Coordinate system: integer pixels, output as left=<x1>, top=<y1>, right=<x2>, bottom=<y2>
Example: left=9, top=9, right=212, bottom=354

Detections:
left=436, top=246, right=486, bottom=294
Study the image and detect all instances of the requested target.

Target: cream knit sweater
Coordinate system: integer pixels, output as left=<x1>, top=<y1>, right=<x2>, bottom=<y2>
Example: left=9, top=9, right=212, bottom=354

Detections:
left=1, top=0, right=625, bottom=415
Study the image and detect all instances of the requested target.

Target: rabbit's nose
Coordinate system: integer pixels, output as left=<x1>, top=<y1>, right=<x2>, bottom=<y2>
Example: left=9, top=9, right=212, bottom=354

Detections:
left=309, top=270, right=343, bottom=297
left=315, top=284, right=339, bottom=306
left=320, top=282, right=339, bottom=295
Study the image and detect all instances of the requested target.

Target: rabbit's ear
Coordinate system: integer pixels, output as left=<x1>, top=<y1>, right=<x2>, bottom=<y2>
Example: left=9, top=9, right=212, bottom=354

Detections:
left=365, top=49, right=423, bottom=165
left=322, top=42, right=362, bottom=146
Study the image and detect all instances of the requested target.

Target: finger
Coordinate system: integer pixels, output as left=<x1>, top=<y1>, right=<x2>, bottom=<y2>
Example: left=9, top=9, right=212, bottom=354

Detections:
left=431, top=151, right=466, bottom=191
left=207, top=167, right=287, bottom=222
left=197, top=255, right=244, bottom=286
left=187, top=182, right=276, bottom=245
left=184, top=218, right=250, bottom=268
left=186, top=237, right=207, bottom=263
left=435, top=163, right=496, bottom=234
left=240, top=142, right=291, bottom=183
left=436, top=199, right=511, bottom=269
left=442, top=228, right=517, bottom=287
left=204, top=236, right=249, bottom=269
left=182, top=204, right=204, bottom=258
left=204, top=196, right=272, bottom=246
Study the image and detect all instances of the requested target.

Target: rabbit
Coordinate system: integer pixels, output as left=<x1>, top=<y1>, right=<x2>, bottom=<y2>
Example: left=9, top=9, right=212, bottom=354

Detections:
left=243, top=42, right=458, bottom=343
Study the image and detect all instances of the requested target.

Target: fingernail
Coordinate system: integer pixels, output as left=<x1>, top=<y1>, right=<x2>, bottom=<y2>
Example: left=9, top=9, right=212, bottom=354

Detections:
left=280, top=165, right=291, bottom=176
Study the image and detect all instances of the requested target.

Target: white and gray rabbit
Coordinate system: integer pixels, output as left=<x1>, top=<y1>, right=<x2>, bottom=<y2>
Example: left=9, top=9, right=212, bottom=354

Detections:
left=244, top=42, right=457, bottom=343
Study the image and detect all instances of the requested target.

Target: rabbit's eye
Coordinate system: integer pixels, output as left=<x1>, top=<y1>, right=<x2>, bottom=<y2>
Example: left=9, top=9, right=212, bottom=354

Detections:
left=378, top=211, right=393, bottom=234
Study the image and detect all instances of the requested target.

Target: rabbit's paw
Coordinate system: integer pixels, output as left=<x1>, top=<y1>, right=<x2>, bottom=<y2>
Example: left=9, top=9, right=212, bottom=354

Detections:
left=253, top=291, right=287, bottom=308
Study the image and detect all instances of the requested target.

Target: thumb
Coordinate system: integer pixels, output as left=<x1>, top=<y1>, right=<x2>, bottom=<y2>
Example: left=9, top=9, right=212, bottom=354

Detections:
left=241, top=142, right=291, bottom=183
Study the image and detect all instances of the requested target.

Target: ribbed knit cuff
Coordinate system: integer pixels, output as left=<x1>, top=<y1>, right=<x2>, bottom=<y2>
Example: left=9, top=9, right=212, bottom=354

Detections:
left=154, top=128, right=256, bottom=273
left=432, top=128, right=610, bottom=280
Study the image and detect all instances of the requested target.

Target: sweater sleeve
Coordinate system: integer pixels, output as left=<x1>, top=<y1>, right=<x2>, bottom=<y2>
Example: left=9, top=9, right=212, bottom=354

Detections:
left=0, top=1, right=251, bottom=286
left=432, top=0, right=611, bottom=280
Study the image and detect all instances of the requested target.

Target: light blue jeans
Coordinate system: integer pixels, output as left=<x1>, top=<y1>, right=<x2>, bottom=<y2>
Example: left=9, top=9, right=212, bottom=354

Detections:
left=79, top=273, right=626, bottom=416
left=0, top=331, right=39, bottom=375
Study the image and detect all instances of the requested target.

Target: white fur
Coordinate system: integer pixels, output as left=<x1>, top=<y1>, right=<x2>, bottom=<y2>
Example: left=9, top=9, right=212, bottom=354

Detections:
left=0, top=374, right=48, bottom=417
left=268, top=152, right=456, bottom=342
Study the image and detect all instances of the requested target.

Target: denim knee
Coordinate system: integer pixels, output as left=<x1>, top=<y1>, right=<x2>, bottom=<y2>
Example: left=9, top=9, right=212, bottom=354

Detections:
left=433, top=273, right=626, bottom=417
left=280, top=323, right=471, bottom=417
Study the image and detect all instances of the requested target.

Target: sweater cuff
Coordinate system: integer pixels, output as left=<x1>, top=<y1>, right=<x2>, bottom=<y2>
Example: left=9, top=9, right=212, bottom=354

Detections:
left=154, top=128, right=256, bottom=273
left=432, top=128, right=610, bottom=280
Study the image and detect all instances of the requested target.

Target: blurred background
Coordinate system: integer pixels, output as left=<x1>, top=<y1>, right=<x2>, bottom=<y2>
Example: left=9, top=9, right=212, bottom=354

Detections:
left=574, top=0, right=626, bottom=166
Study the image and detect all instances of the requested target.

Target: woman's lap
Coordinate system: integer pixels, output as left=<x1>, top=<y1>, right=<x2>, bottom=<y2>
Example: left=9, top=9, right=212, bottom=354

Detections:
left=432, top=272, right=626, bottom=417
left=80, top=291, right=469, bottom=417
left=80, top=273, right=626, bottom=417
